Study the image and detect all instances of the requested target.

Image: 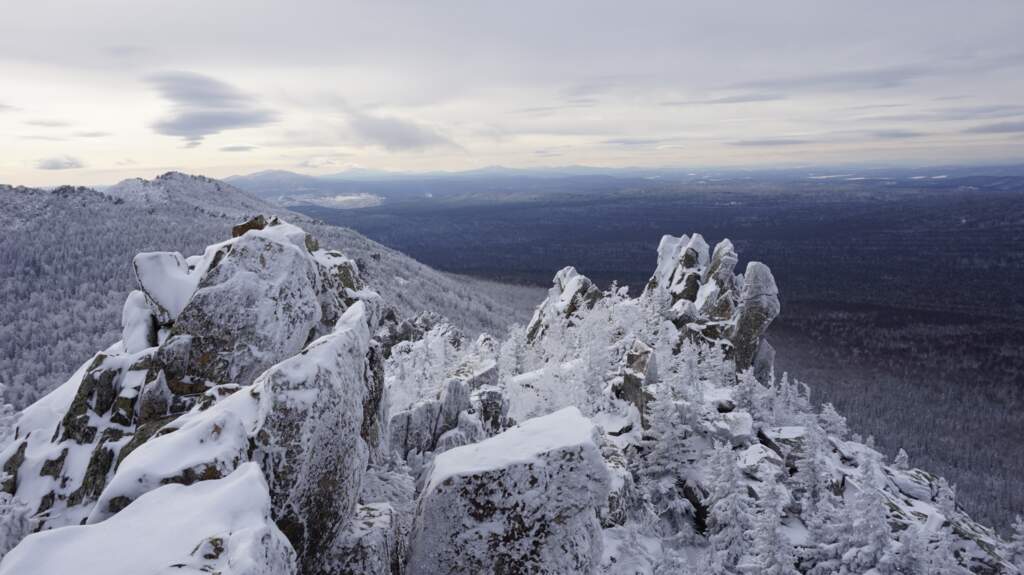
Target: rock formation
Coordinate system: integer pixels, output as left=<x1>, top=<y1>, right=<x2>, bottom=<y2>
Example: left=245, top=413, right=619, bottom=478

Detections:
left=0, top=217, right=1015, bottom=575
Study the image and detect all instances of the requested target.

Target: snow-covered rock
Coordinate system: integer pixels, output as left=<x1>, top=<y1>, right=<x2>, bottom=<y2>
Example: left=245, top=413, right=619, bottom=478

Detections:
left=407, top=407, right=611, bottom=575
left=168, top=220, right=325, bottom=386
left=0, top=463, right=296, bottom=575
left=249, top=302, right=376, bottom=572
left=132, top=251, right=199, bottom=325
left=526, top=266, right=602, bottom=342
left=87, top=406, right=249, bottom=524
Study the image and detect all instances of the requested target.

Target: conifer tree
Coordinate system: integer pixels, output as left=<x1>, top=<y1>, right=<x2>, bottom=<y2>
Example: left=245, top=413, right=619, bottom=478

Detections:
left=753, top=474, right=800, bottom=575
left=705, top=442, right=756, bottom=574
left=818, top=402, right=848, bottom=439
left=1009, top=515, right=1024, bottom=570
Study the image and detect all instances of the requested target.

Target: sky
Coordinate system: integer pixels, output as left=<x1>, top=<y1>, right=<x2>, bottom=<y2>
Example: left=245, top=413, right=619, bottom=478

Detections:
left=1, top=0, right=1023, bottom=186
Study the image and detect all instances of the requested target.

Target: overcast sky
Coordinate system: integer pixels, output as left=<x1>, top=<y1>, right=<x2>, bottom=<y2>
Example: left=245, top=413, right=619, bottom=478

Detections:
left=2, top=0, right=1023, bottom=185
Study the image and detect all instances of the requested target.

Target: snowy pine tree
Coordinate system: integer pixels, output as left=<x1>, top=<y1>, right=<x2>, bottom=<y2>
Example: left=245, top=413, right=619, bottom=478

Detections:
left=753, top=474, right=800, bottom=575
left=818, top=402, right=848, bottom=439
left=705, top=442, right=756, bottom=574
left=837, top=455, right=896, bottom=574
left=1009, top=515, right=1024, bottom=570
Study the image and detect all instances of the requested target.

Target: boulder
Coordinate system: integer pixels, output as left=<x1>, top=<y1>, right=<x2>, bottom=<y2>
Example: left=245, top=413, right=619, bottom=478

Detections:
left=407, top=407, right=611, bottom=575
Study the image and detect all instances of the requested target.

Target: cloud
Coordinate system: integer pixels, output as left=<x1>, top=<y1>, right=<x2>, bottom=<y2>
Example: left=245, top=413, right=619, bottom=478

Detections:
left=342, top=105, right=453, bottom=151
left=75, top=130, right=110, bottom=138
left=296, top=155, right=345, bottom=168
left=25, top=119, right=71, bottom=127
left=220, top=145, right=257, bottom=152
left=518, top=98, right=597, bottom=114
left=36, top=155, right=84, bottom=170
left=730, top=138, right=810, bottom=146
left=870, top=129, right=926, bottom=139
left=738, top=64, right=931, bottom=92
left=0, top=103, right=15, bottom=112
left=148, top=71, right=277, bottom=145
left=602, top=137, right=676, bottom=146
left=662, top=93, right=785, bottom=106
left=860, top=104, right=1024, bottom=123
left=964, top=120, right=1024, bottom=134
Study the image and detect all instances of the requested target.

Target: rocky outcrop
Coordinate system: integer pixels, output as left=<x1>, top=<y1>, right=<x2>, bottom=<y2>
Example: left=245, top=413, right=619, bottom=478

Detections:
left=166, top=221, right=325, bottom=386
left=0, top=218, right=385, bottom=575
left=407, top=407, right=611, bottom=575
left=611, top=339, right=658, bottom=428
left=526, top=266, right=602, bottom=342
left=643, top=233, right=779, bottom=372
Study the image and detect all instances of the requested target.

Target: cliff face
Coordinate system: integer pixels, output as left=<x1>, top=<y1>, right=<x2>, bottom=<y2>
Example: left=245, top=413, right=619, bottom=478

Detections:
left=0, top=217, right=1017, bottom=574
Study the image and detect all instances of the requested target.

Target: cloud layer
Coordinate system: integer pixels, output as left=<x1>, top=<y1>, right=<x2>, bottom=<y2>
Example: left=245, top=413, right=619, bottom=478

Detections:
left=36, top=155, right=84, bottom=170
left=148, top=72, right=276, bottom=146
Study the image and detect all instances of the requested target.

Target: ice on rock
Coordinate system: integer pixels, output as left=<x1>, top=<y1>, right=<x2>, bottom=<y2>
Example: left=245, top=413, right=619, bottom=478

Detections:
left=408, top=407, right=611, bottom=575
left=0, top=463, right=296, bottom=575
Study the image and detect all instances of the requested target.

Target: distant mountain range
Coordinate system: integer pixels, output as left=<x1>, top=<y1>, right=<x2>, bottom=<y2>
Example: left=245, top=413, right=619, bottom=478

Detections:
left=225, top=163, right=1024, bottom=202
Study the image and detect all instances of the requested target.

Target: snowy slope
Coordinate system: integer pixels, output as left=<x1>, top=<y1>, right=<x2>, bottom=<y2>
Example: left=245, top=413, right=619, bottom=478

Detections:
left=0, top=175, right=542, bottom=407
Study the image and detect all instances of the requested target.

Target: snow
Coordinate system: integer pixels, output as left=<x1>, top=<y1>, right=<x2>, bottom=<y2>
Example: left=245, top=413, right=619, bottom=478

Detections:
left=120, top=290, right=154, bottom=353
left=426, top=406, right=598, bottom=493
left=132, top=251, right=199, bottom=322
left=0, top=463, right=295, bottom=575
left=88, top=407, right=250, bottom=524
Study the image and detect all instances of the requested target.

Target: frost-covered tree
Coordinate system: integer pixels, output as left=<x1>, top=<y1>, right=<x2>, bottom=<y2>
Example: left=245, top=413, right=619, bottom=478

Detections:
left=734, top=368, right=767, bottom=419
left=1009, top=515, right=1024, bottom=569
left=793, top=416, right=831, bottom=512
left=838, top=455, right=896, bottom=574
left=818, top=402, right=848, bottom=439
left=705, top=442, right=756, bottom=574
left=0, top=383, right=16, bottom=447
left=753, top=474, right=800, bottom=575
left=935, top=477, right=958, bottom=516
left=0, top=475, right=30, bottom=557
left=894, top=448, right=910, bottom=471
left=643, top=365, right=699, bottom=539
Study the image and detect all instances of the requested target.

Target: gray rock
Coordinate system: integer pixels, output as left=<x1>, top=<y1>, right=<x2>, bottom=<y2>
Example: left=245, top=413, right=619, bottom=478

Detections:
left=729, top=262, right=780, bottom=371
left=407, top=407, right=610, bottom=575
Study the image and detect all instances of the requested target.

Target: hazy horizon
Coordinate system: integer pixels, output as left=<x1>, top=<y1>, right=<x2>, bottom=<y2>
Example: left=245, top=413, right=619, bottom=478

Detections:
left=2, top=0, right=1023, bottom=186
